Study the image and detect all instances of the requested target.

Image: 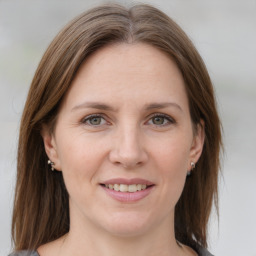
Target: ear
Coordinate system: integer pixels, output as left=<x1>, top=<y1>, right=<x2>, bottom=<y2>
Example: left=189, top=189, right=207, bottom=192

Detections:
left=188, top=119, right=205, bottom=170
left=41, top=124, right=61, bottom=171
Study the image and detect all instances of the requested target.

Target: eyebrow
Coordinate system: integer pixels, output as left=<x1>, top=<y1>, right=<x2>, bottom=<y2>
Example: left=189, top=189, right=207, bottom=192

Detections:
left=144, top=102, right=182, bottom=111
left=71, top=102, right=116, bottom=112
left=71, top=101, right=182, bottom=112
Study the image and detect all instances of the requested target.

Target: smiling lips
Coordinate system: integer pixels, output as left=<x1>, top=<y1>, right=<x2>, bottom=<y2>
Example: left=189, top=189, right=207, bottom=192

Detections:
left=104, top=184, right=148, bottom=192
left=101, top=178, right=155, bottom=202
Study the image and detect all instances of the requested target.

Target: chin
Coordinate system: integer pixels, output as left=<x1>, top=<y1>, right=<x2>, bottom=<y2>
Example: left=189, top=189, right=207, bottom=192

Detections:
left=99, top=211, right=158, bottom=237
left=105, top=224, right=149, bottom=238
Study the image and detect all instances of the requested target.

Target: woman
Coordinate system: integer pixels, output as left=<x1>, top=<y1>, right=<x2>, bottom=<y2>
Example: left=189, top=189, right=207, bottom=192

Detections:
left=10, top=3, right=222, bottom=256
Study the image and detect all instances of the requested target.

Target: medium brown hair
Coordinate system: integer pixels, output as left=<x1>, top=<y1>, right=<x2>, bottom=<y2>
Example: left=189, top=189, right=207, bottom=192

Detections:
left=12, top=3, right=222, bottom=251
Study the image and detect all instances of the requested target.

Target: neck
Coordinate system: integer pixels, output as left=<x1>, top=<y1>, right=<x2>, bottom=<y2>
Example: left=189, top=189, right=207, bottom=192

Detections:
left=57, top=211, right=183, bottom=256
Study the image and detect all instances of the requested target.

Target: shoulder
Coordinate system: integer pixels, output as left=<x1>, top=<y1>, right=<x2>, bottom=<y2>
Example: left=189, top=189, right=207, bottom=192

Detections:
left=196, top=246, right=214, bottom=256
left=8, top=251, right=39, bottom=256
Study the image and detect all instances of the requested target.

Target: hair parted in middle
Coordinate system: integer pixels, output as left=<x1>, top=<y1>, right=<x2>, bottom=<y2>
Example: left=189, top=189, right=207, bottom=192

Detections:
left=12, top=3, right=222, bottom=251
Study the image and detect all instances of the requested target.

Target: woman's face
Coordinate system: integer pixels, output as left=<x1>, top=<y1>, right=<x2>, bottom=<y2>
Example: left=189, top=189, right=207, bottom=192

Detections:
left=43, top=43, right=204, bottom=237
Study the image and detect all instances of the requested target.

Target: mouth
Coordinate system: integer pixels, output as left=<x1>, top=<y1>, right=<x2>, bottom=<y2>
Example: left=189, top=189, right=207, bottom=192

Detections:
left=100, top=183, right=154, bottom=193
left=100, top=178, right=155, bottom=202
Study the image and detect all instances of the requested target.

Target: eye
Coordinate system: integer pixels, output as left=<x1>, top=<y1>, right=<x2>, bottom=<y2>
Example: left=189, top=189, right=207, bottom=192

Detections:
left=147, top=114, right=175, bottom=126
left=82, top=114, right=107, bottom=126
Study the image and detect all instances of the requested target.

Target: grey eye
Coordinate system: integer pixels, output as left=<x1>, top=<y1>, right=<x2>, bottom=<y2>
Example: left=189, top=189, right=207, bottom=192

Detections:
left=147, top=114, right=175, bottom=127
left=152, top=116, right=165, bottom=125
left=82, top=114, right=108, bottom=127
left=88, top=117, right=102, bottom=125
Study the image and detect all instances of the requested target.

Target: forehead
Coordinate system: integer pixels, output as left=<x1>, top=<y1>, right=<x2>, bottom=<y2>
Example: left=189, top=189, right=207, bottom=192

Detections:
left=62, top=43, right=189, bottom=111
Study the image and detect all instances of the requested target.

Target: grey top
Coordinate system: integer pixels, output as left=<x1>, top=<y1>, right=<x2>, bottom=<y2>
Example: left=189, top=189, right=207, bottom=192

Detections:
left=9, top=252, right=38, bottom=256
left=9, top=246, right=214, bottom=256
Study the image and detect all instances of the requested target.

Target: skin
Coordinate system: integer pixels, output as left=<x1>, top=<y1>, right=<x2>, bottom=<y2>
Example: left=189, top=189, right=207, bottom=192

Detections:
left=40, top=43, right=204, bottom=256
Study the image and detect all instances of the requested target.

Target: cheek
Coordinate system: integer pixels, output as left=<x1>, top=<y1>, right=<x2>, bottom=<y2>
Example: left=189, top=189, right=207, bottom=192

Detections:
left=55, top=133, right=106, bottom=192
left=159, top=148, right=188, bottom=191
left=153, top=135, right=191, bottom=175
left=152, top=136, right=191, bottom=202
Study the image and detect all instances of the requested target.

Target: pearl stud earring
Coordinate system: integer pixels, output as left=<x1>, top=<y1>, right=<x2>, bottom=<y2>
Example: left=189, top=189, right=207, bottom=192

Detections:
left=48, top=159, right=55, bottom=171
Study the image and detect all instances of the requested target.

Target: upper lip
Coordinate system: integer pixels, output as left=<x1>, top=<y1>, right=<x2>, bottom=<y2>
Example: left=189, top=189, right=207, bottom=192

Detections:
left=101, top=178, right=155, bottom=186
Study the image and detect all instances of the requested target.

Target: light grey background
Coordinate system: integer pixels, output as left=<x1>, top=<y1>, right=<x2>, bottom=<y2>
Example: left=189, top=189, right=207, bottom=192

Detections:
left=1, top=0, right=256, bottom=255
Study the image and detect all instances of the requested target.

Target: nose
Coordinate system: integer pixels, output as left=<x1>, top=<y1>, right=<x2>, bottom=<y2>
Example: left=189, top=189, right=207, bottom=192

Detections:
left=109, top=125, right=148, bottom=169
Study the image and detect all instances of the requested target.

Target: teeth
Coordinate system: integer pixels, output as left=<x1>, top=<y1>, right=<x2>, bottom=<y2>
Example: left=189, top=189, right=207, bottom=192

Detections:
left=128, top=184, right=137, bottom=192
left=114, top=184, right=120, bottom=191
left=120, top=184, right=128, bottom=192
left=104, top=184, right=149, bottom=192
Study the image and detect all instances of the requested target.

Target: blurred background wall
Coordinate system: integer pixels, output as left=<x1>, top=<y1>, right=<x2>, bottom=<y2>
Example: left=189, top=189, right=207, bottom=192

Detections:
left=0, top=0, right=255, bottom=255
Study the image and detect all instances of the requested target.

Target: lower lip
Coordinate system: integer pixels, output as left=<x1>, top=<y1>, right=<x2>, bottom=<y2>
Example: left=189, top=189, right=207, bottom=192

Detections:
left=101, top=185, right=154, bottom=202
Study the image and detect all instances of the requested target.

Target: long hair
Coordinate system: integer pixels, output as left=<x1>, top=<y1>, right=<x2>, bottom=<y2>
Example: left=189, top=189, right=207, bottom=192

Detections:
left=12, top=3, right=222, bottom=251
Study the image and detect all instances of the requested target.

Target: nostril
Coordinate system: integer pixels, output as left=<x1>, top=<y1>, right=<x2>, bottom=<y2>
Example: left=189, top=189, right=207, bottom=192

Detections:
left=108, top=142, right=148, bottom=168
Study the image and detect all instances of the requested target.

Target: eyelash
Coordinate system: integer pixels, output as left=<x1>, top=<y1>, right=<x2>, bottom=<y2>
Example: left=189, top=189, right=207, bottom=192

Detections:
left=81, top=114, right=107, bottom=126
left=147, top=113, right=176, bottom=127
left=81, top=113, right=176, bottom=127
